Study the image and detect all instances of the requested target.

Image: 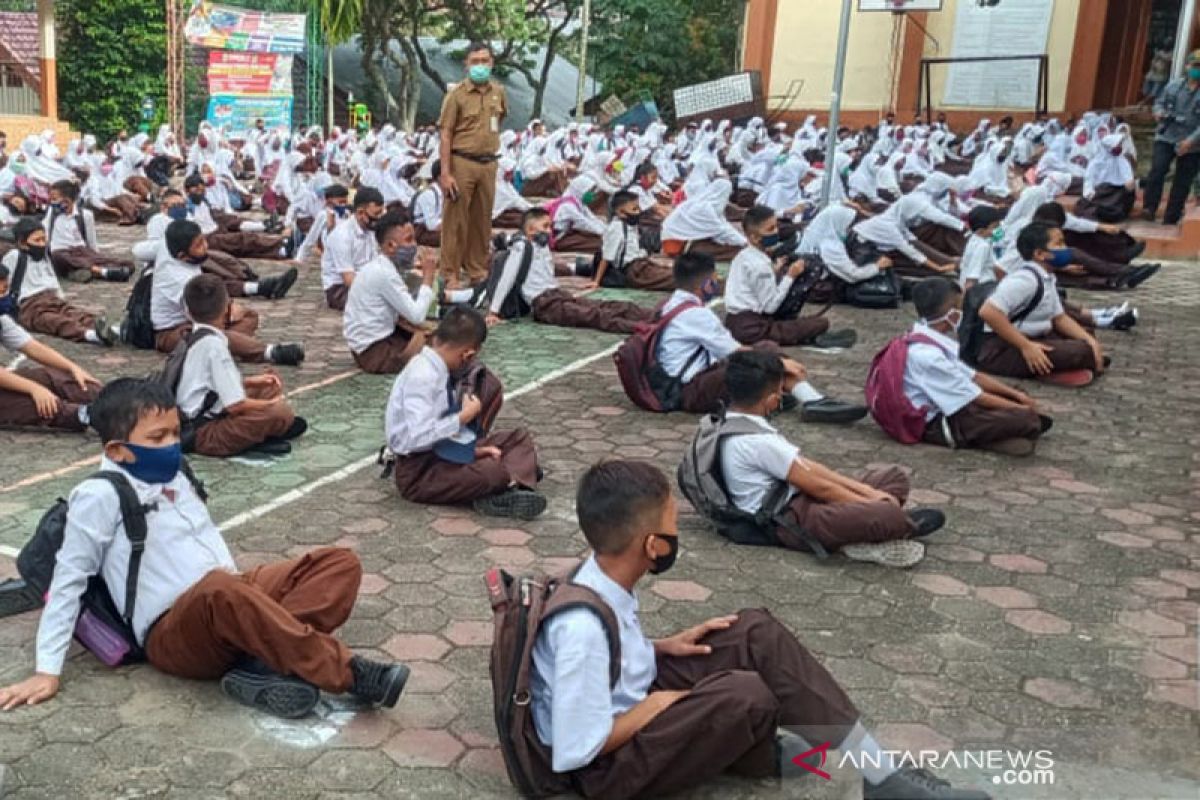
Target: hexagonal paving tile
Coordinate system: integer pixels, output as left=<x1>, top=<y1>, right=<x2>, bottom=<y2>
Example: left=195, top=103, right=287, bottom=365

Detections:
left=382, top=729, right=465, bottom=768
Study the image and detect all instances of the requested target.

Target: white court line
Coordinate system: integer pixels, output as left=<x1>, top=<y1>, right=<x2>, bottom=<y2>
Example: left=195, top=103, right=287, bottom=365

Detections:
left=218, top=342, right=624, bottom=532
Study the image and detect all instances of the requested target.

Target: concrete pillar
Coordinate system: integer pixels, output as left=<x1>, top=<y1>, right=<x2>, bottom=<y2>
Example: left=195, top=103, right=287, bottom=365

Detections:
left=37, top=0, right=57, bottom=119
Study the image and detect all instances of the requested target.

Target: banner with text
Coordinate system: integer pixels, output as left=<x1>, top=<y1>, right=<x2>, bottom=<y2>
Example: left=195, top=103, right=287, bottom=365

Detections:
left=207, top=52, right=293, bottom=96
left=206, top=94, right=293, bottom=131
left=185, top=1, right=306, bottom=54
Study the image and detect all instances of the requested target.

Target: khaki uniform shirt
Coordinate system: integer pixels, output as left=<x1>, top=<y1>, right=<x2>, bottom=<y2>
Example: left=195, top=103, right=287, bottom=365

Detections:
left=438, top=80, right=507, bottom=157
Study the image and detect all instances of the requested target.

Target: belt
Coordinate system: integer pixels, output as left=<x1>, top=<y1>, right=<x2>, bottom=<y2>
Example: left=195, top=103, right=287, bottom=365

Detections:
left=452, top=151, right=498, bottom=164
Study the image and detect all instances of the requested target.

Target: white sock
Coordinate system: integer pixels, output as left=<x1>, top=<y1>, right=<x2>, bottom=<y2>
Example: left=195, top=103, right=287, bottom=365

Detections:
left=446, top=288, right=474, bottom=304
left=840, top=723, right=897, bottom=785
left=84, top=329, right=100, bottom=344
left=77, top=405, right=90, bottom=425
left=792, top=381, right=823, bottom=404
left=264, top=345, right=275, bottom=360
left=245, top=282, right=260, bottom=295
left=278, top=245, right=288, bottom=257
left=243, top=221, right=266, bottom=232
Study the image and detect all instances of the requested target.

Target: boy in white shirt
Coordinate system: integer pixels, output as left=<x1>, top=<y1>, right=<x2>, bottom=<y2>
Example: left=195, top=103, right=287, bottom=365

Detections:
left=904, top=277, right=1048, bottom=455
left=485, top=209, right=655, bottom=334
left=724, top=205, right=856, bottom=349
left=43, top=180, right=133, bottom=283
left=0, top=378, right=408, bottom=719
left=344, top=213, right=436, bottom=374
left=586, top=190, right=674, bottom=291
left=321, top=188, right=385, bottom=310
left=2, top=218, right=115, bottom=346
left=959, top=205, right=1005, bottom=290
left=296, top=184, right=350, bottom=261
left=411, top=161, right=445, bottom=247
left=527, top=459, right=989, bottom=800
left=176, top=275, right=307, bottom=457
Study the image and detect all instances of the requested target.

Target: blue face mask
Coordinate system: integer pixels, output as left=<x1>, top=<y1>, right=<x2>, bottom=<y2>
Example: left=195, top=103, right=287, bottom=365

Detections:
left=166, top=205, right=188, bottom=221
left=760, top=232, right=781, bottom=249
left=1189, top=66, right=1200, bottom=81
left=700, top=276, right=721, bottom=303
left=0, top=294, right=15, bottom=317
left=122, top=442, right=182, bottom=485
left=1047, top=247, right=1073, bottom=268
left=50, top=201, right=67, bottom=214
left=468, top=64, right=492, bottom=84
left=333, top=204, right=350, bottom=217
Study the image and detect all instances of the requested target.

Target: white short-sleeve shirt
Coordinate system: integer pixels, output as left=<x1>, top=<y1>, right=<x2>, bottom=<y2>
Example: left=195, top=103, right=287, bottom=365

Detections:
left=719, top=412, right=800, bottom=513
left=175, top=324, right=246, bottom=418
left=901, top=322, right=981, bottom=422
left=984, top=261, right=1061, bottom=338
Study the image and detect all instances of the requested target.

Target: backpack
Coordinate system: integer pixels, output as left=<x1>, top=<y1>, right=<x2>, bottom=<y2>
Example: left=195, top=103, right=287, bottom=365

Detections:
left=613, top=299, right=707, bottom=412
left=772, top=255, right=831, bottom=320
left=958, top=265, right=1045, bottom=367
left=156, top=326, right=220, bottom=451
left=47, top=208, right=89, bottom=252
left=864, top=333, right=949, bottom=444
left=483, top=236, right=535, bottom=320
left=485, top=566, right=621, bottom=798
left=16, top=465, right=207, bottom=667
left=7, top=250, right=29, bottom=304
left=677, top=411, right=827, bottom=555
left=120, top=264, right=157, bottom=350
left=837, top=233, right=901, bottom=309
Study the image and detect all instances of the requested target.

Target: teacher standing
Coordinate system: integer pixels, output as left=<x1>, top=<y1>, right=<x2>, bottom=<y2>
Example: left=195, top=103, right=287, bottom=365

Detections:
left=438, top=42, right=508, bottom=289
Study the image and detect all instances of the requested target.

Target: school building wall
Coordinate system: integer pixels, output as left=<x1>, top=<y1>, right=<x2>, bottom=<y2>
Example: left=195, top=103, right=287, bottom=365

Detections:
left=743, top=0, right=1101, bottom=130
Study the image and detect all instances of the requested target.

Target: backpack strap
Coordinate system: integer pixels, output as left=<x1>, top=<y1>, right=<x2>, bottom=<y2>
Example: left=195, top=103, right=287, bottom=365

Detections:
left=652, top=298, right=706, bottom=378
left=543, top=573, right=622, bottom=688
left=179, top=458, right=208, bottom=503
left=1010, top=264, right=1046, bottom=325
left=84, top=472, right=151, bottom=629
left=9, top=250, right=28, bottom=303
left=75, top=209, right=89, bottom=245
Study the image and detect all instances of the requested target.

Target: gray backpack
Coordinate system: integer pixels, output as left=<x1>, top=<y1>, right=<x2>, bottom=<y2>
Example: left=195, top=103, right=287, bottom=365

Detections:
left=677, top=410, right=828, bottom=556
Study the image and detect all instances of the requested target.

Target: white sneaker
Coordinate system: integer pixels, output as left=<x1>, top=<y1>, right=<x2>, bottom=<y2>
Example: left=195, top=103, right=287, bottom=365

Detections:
left=842, top=539, right=925, bottom=568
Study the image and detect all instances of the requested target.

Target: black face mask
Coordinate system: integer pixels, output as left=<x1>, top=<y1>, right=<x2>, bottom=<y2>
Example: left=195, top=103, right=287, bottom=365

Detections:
left=648, top=534, right=679, bottom=575
left=25, top=244, right=47, bottom=261
left=621, top=211, right=642, bottom=226
left=183, top=253, right=207, bottom=266
left=188, top=192, right=206, bottom=205
left=531, top=231, right=551, bottom=248
left=363, top=214, right=382, bottom=231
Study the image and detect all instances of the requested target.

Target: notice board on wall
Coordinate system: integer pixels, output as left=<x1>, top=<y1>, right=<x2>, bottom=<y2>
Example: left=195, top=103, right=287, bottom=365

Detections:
left=941, top=0, right=1052, bottom=108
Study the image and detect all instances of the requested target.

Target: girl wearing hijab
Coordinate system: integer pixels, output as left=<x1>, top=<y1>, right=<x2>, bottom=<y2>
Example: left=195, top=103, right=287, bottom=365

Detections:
left=908, top=173, right=969, bottom=258
left=1074, top=133, right=1136, bottom=223
left=661, top=178, right=747, bottom=261
left=798, top=205, right=894, bottom=289
left=852, top=173, right=963, bottom=277
left=546, top=175, right=606, bottom=253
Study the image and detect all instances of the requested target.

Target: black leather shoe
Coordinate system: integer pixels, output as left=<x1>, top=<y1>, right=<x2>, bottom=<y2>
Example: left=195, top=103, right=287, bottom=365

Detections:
left=908, top=508, right=947, bottom=538
left=810, top=329, right=858, bottom=350
left=864, top=767, right=991, bottom=799
left=473, top=488, right=548, bottom=520
left=221, top=663, right=319, bottom=718
left=260, top=267, right=299, bottom=299
left=269, top=343, right=305, bottom=366
left=350, top=656, right=410, bottom=708
left=244, top=438, right=292, bottom=457
left=801, top=398, right=868, bottom=424
left=1125, top=263, right=1160, bottom=289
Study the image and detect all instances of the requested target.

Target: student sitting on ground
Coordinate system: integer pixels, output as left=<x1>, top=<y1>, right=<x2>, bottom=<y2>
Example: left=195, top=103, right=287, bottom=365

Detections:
left=958, top=205, right=1005, bottom=291
left=135, top=190, right=298, bottom=302
left=627, top=162, right=674, bottom=227
left=724, top=205, right=856, bottom=349
left=322, top=187, right=385, bottom=311
left=585, top=190, right=674, bottom=291
left=385, top=307, right=547, bottom=519
left=485, top=208, right=655, bottom=334
left=796, top=204, right=896, bottom=291
left=182, top=173, right=294, bottom=261
left=1028, top=202, right=1158, bottom=291
left=0, top=289, right=100, bottom=432
left=343, top=212, right=435, bottom=374
left=152, top=220, right=304, bottom=366
left=43, top=180, right=133, bottom=283
left=0, top=377, right=408, bottom=719
left=717, top=350, right=946, bottom=567
left=528, top=458, right=988, bottom=800
left=296, top=184, right=350, bottom=261
left=411, top=161, right=445, bottom=248
left=492, top=156, right=532, bottom=229
left=660, top=179, right=747, bottom=262
left=850, top=175, right=960, bottom=278
left=976, top=223, right=1107, bottom=386
left=656, top=252, right=865, bottom=423
left=2, top=218, right=116, bottom=346
left=548, top=176, right=607, bottom=253
left=902, top=277, right=1050, bottom=455
left=175, top=275, right=308, bottom=457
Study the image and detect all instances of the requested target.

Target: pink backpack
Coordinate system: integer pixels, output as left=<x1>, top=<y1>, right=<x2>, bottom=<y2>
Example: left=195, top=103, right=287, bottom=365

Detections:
left=864, top=333, right=948, bottom=444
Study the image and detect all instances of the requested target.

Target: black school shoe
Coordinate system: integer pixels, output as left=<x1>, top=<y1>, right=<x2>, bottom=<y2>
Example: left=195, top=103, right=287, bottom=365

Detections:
left=801, top=398, right=868, bottom=425
left=102, top=267, right=132, bottom=283
left=473, top=488, right=548, bottom=520
left=269, top=343, right=305, bottom=366
left=282, top=417, right=308, bottom=440
left=93, top=315, right=116, bottom=347
left=244, top=438, right=292, bottom=457
left=1124, top=263, right=1161, bottom=289
left=350, top=656, right=409, bottom=708
left=864, top=767, right=991, bottom=799
left=259, top=267, right=299, bottom=300
left=908, top=509, right=947, bottom=538
left=809, top=329, right=858, bottom=350
left=0, top=579, right=41, bottom=619
left=221, top=662, right=320, bottom=719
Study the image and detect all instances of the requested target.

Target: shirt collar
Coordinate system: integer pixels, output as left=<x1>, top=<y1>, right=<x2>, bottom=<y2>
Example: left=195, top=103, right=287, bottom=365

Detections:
left=418, top=346, right=450, bottom=381
left=911, top=320, right=959, bottom=351
left=725, top=410, right=778, bottom=434
left=98, top=455, right=183, bottom=504
left=576, top=553, right=638, bottom=618
left=191, top=321, right=227, bottom=341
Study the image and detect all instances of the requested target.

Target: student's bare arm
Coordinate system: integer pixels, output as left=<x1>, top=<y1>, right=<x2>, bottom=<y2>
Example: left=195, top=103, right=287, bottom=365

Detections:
left=0, top=367, right=60, bottom=418
left=786, top=458, right=867, bottom=504
left=590, top=258, right=609, bottom=288
left=599, top=690, right=689, bottom=755
left=19, top=339, right=98, bottom=387
left=974, top=372, right=1035, bottom=406
left=0, top=674, right=60, bottom=710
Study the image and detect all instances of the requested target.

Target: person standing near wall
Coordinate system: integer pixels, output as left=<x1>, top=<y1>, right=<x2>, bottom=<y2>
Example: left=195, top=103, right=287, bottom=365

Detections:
left=438, top=42, right=508, bottom=291
left=1143, top=50, right=1200, bottom=225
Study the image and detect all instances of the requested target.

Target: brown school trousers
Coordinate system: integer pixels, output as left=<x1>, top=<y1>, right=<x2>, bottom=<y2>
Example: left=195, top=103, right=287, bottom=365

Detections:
left=681, top=238, right=743, bottom=263
left=911, top=221, right=967, bottom=257
left=0, top=365, right=97, bottom=431
left=922, top=404, right=1044, bottom=451
left=531, top=288, right=654, bottom=335
left=102, top=193, right=143, bottom=225
left=621, top=257, right=675, bottom=291
left=441, top=155, right=496, bottom=285
left=724, top=310, right=829, bottom=347
left=203, top=250, right=254, bottom=298
left=519, top=171, right=568, bottom=198
left=680, top=341, right=781, bottom=414
left=207, top=231, right=286, bottom=260
left=155, top=311, right=266, bottom=363
left=553, top=229, right=602, bottom=254
left=192, top=385, right=296, bottom=458
left=123, top=175, right=154, bottom=201
left=17, top=290, right=95, bottom=342
left=352, top=327, right=427, bottom=374
left=414, top=223, right=441, bottom=248
left=50, top=246, right=133, bottom=278
left=492, top=208, right=525, bottom=229
left=975, top=333, right=1095, bottom=379
left=778, top=466, right=916, bottom=551
left=572, top=609, right=860, bottom=800
left=325, top=284, right=349, bottom=311
left=144, top=547, right=359, bottom=693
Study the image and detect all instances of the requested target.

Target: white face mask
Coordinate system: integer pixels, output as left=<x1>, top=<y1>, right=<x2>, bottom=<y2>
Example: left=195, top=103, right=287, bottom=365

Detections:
left=927, top=308, right=962, bottom=333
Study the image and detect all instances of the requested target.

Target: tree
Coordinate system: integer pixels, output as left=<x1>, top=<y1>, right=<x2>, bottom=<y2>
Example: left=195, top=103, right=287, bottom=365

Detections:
left=586, top=0, right=742, bottom=123
left=56, top=0, right=167, bottom=139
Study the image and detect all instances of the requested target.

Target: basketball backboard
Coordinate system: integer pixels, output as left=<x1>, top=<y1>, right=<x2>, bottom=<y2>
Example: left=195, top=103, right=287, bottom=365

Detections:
left=857, top=0, right=944, bottom=11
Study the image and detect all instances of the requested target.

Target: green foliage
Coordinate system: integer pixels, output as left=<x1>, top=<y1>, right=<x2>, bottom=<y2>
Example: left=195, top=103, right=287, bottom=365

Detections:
left=587, top=0, right=742, bottom=123
left=56, top=0, right=167, bottom=139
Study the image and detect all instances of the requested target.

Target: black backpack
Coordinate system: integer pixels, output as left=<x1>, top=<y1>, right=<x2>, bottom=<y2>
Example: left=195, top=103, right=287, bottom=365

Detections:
left=484, top=236, right=535, bottom=320
left=838, top=234, right=901, bottom=309
left=16, top=465, right=207, bottom=667
left=120, top=264, right=157, bottom=349
left=677, top=409, right=827, bottom=556
left=958, top=265, right=1045, bottom=367
left=772, top=255, right=831, bottom=320
left=6, top=250, right=29, bottom=304
left=46, top=208, right=89, bottom=252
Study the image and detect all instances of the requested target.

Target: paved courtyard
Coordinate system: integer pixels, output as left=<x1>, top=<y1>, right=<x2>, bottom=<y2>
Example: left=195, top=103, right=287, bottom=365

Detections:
left=0, top=221, right=1197, bottom=799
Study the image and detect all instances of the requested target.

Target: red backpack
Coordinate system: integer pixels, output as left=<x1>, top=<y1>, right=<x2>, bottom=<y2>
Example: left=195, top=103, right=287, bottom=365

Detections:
left=864, top=333, right=949, bottom=444
left=613, top=298, right=706, bottom=412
